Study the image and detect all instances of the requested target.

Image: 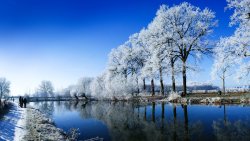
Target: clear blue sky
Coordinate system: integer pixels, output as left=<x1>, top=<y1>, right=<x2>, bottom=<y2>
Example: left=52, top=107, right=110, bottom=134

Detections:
left=0, top=0, right=238, bottom=95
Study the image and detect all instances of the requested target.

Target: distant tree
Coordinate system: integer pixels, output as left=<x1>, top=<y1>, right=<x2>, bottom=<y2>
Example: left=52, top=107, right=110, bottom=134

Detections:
left=90, top=73, right=107, bottom=98
left=77, top=77, right=93, bottom=96
left=38, top=80, right=54, bottom=97
left=61, top=87, right=71, bottom=97
left=0, top=77, right=10, bottom=102
left=211, top=37, right=240, bottom=94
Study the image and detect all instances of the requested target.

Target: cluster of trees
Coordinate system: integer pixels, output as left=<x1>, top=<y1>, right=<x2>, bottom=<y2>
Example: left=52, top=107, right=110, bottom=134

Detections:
left=211, top=0, right=250, bottom=94
left=91, top=2, right=217, bottom=98
left=90, top=1, right=250, bottom=98
left=60, top=77, right=93, bottom=98
left=34, top=78, right=93, bottom=98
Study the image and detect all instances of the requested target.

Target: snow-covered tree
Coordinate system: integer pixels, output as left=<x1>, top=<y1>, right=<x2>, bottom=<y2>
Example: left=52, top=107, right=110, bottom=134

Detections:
left=90, top=73, right=107, bottom=98
left=107, top=45, right=130, bottom=79
left=211, top=37, right=240, bottom=94
left=128, top=33, right=149, bottom=92
left=77, top=77, right=93, bottom=96
left=139, top=28, right=158, bottom=96
left=106, top=43, right=139, bottom=97
left=37, top=80, right=54, bottom=97
left=89, top=2, right=217, bottom=99
left=142, top=4, right=183, bottom=94
left=140, top=22, right=171, bottom=95
left=227, top=0, right=250, bottom=26
left=0, top=78, right=10, bottom=101
left=154, top=2, right=217, bottom=96
left=226, top=0, right=250, bottom=81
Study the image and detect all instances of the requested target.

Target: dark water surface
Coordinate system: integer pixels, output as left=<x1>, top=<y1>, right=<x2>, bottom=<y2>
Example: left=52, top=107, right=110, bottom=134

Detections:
left=30, top=101, right=250, bottom=141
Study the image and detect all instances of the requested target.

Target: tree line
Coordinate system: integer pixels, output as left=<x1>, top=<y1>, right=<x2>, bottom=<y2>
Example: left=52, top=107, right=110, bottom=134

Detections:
left=90, top=1, right=249, bottom=98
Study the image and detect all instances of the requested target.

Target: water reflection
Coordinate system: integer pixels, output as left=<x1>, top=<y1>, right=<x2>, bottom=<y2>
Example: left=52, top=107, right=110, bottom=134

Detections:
left=30, top=101, right=250, bottom=141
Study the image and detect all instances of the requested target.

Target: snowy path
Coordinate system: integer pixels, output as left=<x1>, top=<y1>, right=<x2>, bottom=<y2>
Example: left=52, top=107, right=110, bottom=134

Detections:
left=0, top=103, right=26, bottom=141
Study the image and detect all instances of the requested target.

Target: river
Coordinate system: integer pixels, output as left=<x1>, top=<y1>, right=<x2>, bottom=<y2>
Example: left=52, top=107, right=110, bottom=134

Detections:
left=29, top=101, right=250, bottom=141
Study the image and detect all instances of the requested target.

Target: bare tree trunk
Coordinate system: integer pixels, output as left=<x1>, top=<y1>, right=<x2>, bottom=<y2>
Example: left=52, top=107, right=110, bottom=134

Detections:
left=136, top=77, right=140, bottom=95
left=171, top=58, right=176, bottom=92
left=160, top=67, right=164, bottom=96
left=124, top=69, right=127, bottom=80
left=222, top=76, right=226, bottom=95
left=74, top=94, right=79, bottom=101
left=143, top=78, right=146, bottom=90
left=151, top=79, right=155, bottom=96
left=182, top=61, right=187, bottom=97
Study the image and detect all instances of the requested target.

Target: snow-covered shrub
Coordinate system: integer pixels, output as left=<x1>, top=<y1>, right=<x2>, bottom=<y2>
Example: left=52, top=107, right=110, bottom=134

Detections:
left=167, top=92, right=181, bottom=101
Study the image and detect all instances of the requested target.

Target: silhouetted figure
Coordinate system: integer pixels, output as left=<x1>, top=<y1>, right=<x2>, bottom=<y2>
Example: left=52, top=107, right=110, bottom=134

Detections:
left=19, top=96, right=23, bottom=108
left=23, top=98, right=27, bottom=108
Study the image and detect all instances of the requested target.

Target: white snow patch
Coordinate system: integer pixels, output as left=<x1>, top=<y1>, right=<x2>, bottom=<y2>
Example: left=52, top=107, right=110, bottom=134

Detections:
left=14, top=107, right=26, bottom=141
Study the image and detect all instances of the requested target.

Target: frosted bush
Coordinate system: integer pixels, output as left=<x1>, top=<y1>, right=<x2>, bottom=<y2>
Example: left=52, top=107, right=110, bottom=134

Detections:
left=167, top=92, right=181, bottom=101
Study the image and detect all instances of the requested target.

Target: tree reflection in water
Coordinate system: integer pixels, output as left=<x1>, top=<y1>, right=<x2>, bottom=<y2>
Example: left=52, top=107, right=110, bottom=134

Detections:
left=213, top=104, right=250, bottom=141
left=30, top=101, right=250, bottom=141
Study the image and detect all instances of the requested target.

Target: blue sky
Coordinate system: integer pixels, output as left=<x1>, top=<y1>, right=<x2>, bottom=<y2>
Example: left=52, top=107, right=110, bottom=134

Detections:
left=0, top=0, right=238, bottom=95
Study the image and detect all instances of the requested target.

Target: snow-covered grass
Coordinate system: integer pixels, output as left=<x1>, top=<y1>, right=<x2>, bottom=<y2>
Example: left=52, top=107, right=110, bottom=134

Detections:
left=23, top=107, right=65, bottom=141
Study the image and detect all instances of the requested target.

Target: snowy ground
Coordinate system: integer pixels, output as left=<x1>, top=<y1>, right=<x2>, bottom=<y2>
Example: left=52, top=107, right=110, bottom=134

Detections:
left=23, top=107, right=66, bottom=141
left=0, top=102, right=26, bottom=141
left=0, top=102, right=67, bottom=141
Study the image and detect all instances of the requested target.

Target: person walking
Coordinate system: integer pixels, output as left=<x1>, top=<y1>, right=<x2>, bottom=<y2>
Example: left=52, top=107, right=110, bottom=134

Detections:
left=23, top=98, right=27, bottom=108
left=19, top=96, right=23, bottom=108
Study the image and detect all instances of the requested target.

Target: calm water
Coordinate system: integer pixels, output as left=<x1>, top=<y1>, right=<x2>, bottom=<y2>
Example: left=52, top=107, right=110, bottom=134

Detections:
left=30, top=101, right=250, bottom=141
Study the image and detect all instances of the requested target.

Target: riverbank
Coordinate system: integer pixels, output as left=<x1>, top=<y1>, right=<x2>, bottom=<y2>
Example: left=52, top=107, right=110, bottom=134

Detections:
left=22, top=107, right=66, bottom=141
left=126, top=92, right=250, bottom=104
left=0, top=101, right=79, bottom=140
left=0, top=102, right=66, bottom=140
